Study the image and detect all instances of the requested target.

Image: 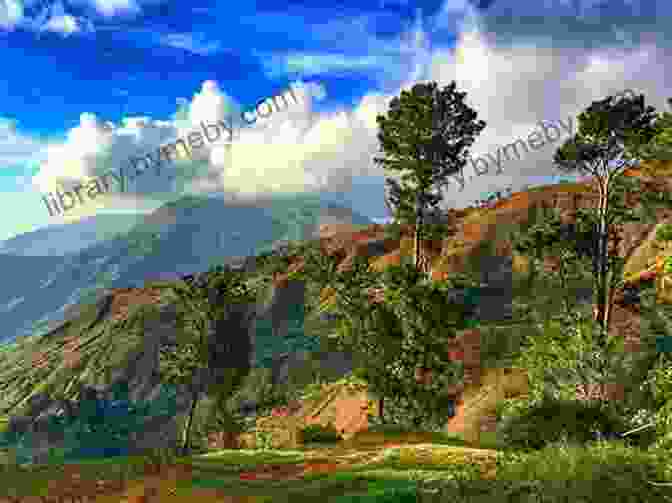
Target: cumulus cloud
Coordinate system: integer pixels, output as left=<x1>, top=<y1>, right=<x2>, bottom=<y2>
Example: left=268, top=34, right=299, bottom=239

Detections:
left=0, top=0, right=142, bottom=34
left=32, top=110, right=183, bottom=222
left=0, top=0, right=23, bottom=29
left=419, top=0, right=672, bottom=210
left=38, top=0, right=93, bottom=35
left=28, top=0, right=672, bottom=224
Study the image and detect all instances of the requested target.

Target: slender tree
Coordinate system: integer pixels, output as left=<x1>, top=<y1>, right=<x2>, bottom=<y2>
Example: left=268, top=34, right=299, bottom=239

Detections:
left=552, top=90, right=663, bottom=344
left=374, top=81, right=486, bottom=277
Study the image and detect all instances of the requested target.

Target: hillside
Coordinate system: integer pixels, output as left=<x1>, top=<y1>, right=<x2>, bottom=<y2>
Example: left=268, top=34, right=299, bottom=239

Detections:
left=1, top=163, right=671, bottom=459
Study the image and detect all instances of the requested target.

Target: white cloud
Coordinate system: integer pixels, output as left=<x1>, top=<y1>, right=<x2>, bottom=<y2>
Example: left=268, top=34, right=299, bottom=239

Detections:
left=32, top=110, right=183, bottom=222
left=22, top=0, right=672, bottom=227
left=261, top=53, right=392, bottom=78
left=419, top=1, right=671, bottom=210
left=39, top=0, right=94, bottom=35
left=0, top=0, right=142, bottom=34
left=87, top=0, right=139, bottom=17
left=43, top=13, right=79, bottom=33
left=0, top=0, right=24, bottom=30
left=159, top=33, right=223, bottom=55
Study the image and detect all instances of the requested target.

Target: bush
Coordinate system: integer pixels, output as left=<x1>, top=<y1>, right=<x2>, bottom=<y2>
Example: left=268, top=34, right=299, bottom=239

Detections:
left=301, top=424, right=342, bottom=443
left=499, top=396, right=628, bottom=450
left=656, top=223, right=672, bottom=243
left=336, top=480, right=418, bottom=503
left=367, top=424, right=418, bottom=434
left=417, top=442, right=671, bottom=502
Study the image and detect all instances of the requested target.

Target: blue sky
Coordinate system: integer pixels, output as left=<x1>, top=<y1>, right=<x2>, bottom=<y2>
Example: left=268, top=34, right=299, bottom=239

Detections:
left=0, top=0, right=670, bottom=242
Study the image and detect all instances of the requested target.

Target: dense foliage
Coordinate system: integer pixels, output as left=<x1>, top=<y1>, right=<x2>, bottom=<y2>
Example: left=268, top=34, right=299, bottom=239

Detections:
left=300, top=423, right=342, bottom=443
left=498, top=395, right=628, bottom=450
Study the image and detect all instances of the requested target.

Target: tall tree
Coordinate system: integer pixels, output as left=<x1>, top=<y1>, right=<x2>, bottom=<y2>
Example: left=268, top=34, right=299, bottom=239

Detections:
left=374, top=81, right=486, bottom=277
left=158, top=265, right=257, bottom=456
left=552, top=90, right=663, bottom=345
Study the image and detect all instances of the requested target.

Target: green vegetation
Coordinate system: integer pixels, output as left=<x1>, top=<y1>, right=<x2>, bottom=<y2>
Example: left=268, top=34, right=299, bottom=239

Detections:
left=300, top=424, right=342, bottom=443
left=375, top=81, right=485, bottom=271
left=156, top=264, right=261, bottom=456
left=2, top=85, right=672, bottom=501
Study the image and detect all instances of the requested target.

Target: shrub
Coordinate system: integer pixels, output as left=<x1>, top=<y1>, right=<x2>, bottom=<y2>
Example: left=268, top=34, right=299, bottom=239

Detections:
left=300, top=424, right=342, bottom=443
left=656, top=223, right=672, bottom=243
left=499, top=396, right=628, bottom=450
left=336, top=480, right=418, bottom=503
left=367, top=424, right=418, bottom=434
left=417, top=442, right=671, bottom=502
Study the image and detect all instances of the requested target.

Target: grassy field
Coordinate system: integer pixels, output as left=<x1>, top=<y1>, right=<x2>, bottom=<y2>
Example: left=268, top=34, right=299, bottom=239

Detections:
left=0, top=433, right=670, bottom=502
left=0, top=445, right=476, bottom=501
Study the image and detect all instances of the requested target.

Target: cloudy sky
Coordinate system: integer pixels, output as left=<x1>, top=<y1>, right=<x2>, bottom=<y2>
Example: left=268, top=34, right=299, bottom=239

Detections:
left=0, top=0, right=669, bottom=241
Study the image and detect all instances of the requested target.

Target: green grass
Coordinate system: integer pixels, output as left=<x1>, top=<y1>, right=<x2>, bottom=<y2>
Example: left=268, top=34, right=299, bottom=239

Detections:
left=190, top=449, right=306, bottom=472
left=354, top=427, right=469, bottom=447
left=476, top=431, right=507, bottom=450
left=1, top=440, right=670, bottom=501
left=186, top=461, right=429, bottom=501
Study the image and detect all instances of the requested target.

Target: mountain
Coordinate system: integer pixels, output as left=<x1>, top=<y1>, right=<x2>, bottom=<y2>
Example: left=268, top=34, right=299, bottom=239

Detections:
left=0, top=214, right=143, bottom=257
left=1, top=165, right=670, bottom=461
left=0, top=193, right=374, bottom=343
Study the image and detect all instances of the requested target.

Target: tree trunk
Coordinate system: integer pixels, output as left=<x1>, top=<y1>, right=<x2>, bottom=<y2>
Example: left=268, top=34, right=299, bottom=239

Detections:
left=379, top=397, right=385, bottom=423
left=595, top=178, right=611, bottom=346
left=181, top=392, right=200, bottom=456
left=414, top=222, right=421, bottom=271
left=413, top=194, right=432, bottom=278
left=593, top=180, right=608, bottom=345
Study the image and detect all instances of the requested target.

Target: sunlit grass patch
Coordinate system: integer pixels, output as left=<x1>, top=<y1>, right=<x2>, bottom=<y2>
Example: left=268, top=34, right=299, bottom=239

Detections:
left=195, top=449, right=305, bottom=463
left=189, top=449, right=306, bottom=474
